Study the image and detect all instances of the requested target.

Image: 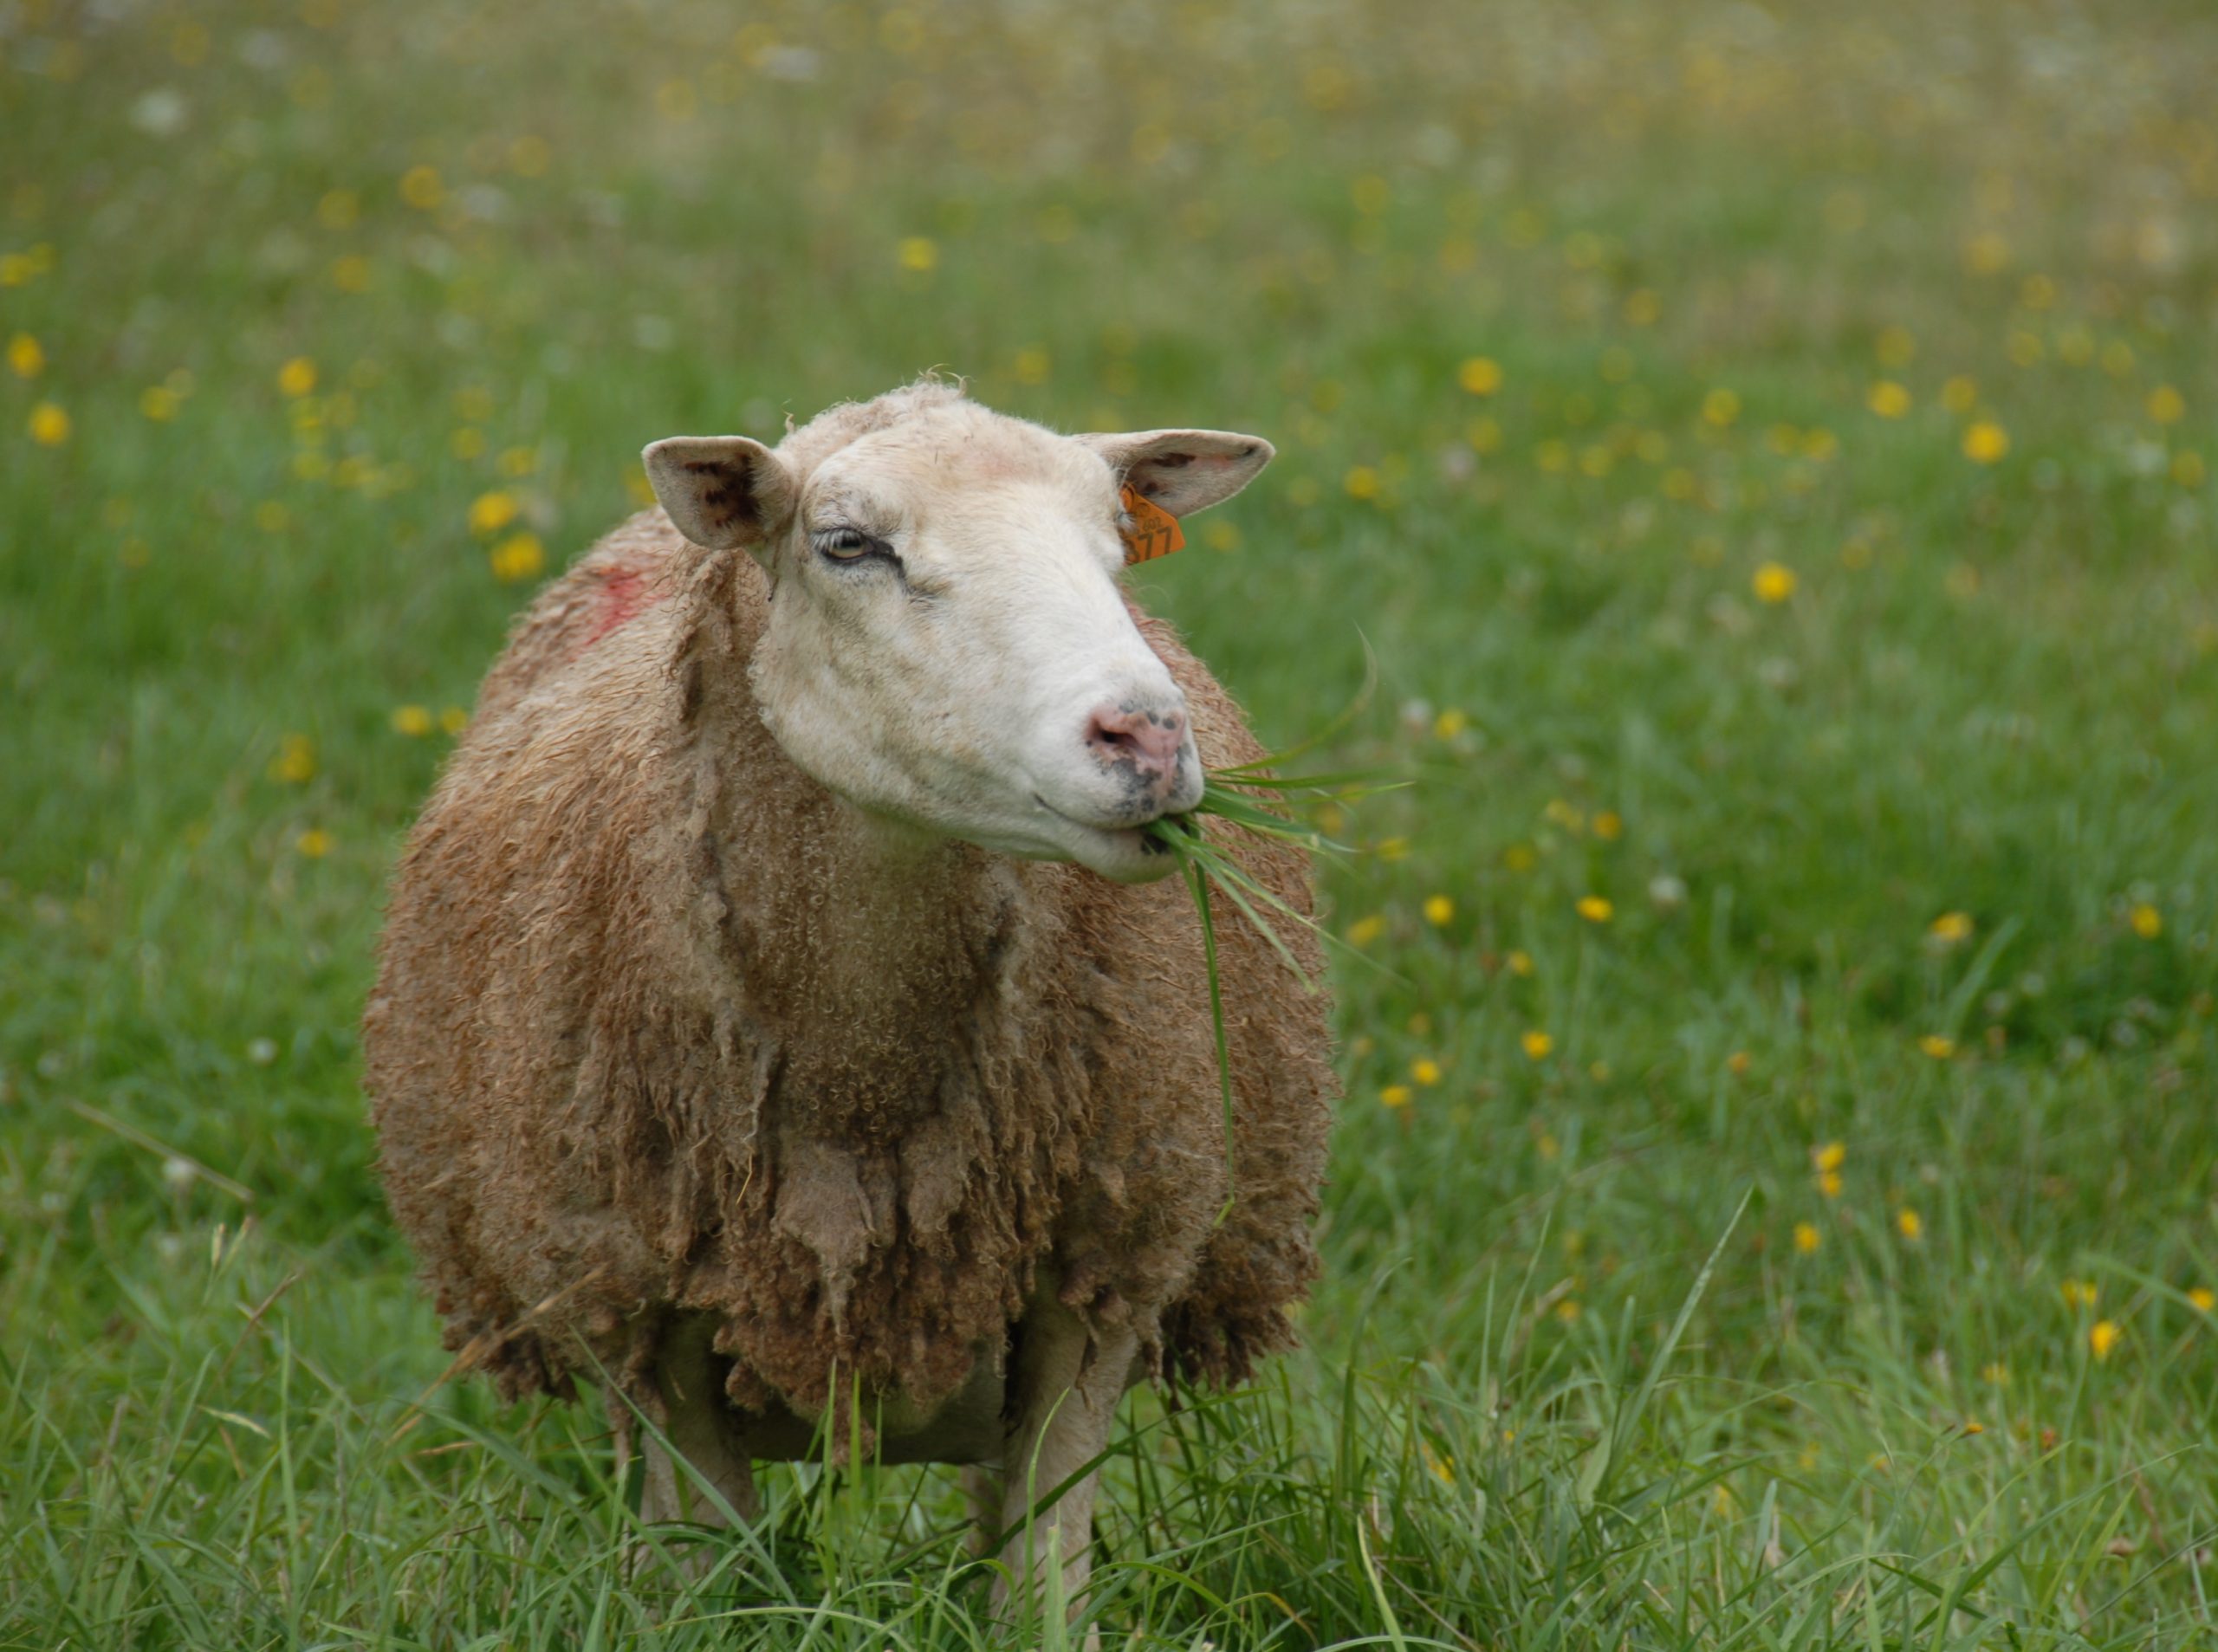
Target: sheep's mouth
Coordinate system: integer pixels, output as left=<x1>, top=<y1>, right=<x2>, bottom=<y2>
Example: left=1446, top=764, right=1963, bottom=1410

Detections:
left=1032, top=794, right=1174, bottom=839
left=1028, top=794, right=1184, bottom=880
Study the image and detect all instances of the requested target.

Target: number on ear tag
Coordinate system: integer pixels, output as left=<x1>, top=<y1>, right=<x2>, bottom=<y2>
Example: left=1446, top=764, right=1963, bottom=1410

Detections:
left=1119, top=484, right=1185, bottom=564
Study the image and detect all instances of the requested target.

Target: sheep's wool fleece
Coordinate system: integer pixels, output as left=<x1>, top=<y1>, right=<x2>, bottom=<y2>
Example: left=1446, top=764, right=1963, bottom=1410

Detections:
left=364, top=415, right=1335, bottom=1426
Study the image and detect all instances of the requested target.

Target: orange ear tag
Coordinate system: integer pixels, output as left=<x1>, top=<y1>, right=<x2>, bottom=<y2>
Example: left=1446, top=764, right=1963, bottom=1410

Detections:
left=1119, top=484, right=1185, bottom=565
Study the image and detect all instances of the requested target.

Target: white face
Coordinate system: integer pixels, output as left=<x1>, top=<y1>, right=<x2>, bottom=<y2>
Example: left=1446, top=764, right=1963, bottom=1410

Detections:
left=645, top=400, right=1272, bottom=884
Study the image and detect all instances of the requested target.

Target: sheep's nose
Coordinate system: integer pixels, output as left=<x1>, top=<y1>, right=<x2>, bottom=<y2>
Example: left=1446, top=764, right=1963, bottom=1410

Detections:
left=1084, top=702, right=1188, bottom=798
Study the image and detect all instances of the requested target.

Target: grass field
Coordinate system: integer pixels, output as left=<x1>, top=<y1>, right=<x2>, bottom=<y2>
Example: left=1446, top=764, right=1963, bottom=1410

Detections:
left=5, top=0, right=2218, bottom=1645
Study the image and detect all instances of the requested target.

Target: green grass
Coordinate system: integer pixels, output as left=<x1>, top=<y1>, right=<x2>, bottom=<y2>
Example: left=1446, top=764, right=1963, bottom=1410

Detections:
left=5, top=0, right=2217, bottom=1644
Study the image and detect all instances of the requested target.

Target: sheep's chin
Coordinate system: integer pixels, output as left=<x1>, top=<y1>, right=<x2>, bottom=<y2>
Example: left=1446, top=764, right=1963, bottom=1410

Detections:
left=827, top=791, right=1183, bottom=885
left=982, top=794, right=1178, bottom=884
left=1059, top=823, right=1185, bottom=885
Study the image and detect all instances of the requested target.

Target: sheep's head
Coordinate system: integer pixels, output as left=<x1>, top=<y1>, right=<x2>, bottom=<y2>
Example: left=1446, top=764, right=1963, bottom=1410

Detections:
left=644, top=392, right=1272, bottom=884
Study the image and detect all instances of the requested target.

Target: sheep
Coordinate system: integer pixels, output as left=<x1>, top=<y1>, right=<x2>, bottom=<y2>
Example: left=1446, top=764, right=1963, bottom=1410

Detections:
left=361, top=381, right=1336, bottom=1623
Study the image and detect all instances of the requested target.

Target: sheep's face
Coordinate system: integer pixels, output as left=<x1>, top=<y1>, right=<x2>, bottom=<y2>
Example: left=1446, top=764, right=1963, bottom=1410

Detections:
left=645, top=401, right=1272, bottom=884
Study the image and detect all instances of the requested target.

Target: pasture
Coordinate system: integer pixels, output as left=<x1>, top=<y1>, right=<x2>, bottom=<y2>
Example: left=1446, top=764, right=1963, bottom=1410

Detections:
left=3, top=0, right=2215, bottom=1645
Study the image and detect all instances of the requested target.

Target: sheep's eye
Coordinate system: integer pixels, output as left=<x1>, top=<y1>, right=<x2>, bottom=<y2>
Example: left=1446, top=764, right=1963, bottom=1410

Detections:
left=813, top=526, right=879, bottom=561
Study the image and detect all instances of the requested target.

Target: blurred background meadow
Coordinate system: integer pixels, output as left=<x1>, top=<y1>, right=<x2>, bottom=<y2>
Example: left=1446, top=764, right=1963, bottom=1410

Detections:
left=5, top=0, right=2218, bottom=1644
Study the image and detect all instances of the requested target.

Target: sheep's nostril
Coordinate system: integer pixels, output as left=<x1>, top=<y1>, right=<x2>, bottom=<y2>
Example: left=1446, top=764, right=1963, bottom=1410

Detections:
left=1087, top=719, right=1136, bottom=754
left=1085, top=704, right=1186, bottom=783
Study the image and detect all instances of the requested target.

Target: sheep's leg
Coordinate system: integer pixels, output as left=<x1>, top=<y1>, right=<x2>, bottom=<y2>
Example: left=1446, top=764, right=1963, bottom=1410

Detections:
left=960, top=1462, right=1002, bottom=1556
left=618, top=1319, right=760, bottom=1537
left=990, top=1301, right=1138, bottom=1642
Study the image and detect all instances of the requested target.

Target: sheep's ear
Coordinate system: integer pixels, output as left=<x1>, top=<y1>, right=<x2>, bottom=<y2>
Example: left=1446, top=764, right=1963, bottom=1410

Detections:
left=1076, top=428, right=1275, bottom=516
left=642, top=436, right=797, bottom=552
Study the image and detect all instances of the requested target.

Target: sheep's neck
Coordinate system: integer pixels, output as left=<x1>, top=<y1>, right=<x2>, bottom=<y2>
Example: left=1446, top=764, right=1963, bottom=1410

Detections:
left=726, top=795, right=1021, bottom=1145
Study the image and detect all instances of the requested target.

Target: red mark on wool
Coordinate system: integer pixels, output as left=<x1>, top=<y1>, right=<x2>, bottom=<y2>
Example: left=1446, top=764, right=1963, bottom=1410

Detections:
left=579, top=566, right=664, bottom=652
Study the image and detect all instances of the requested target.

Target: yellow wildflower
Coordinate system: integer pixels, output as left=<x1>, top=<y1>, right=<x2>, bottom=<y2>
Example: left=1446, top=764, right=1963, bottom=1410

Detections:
left=1346, top=914, right=1385, bottom=947
left=1424, top=895, right=1455, bottom=927
left=6, top=333, right=42, bottom=378
left=2147, top=385, right=2186, bottom=424
left=1941, top=376, right=1979, bottom=413
left=1380, top=1084, right=1412, bottom=1109
left=1866, top=380, right=1911, bottom=418
left=468, top=489, right=521, bottom=534
left=1554, top=1298, right=1581, bottom=1323
left=140, top=385, right=180, bottom=421
left=295, top=828, right=334, bottom=858
left=1727, top=1050, right=1751, bottom=1076
left=1433, top=708, right=1468, bottom=740
left=1592, top=810, right=1622, bottom=840
left=1962, top=230, right=2009, bottom=274
left=1344, top=464, right=1380, bottom=500
left=277, top=357, right=317, bottom=398
left=1961, top=422, right=2009, bottom=463
left=2089, top=1319, right=2120, bottom=1362
left=1521, top=1029, right=1553, bottom=1060
left=399, top=165, right=444, bottom=210
left=1919, top=1035, right=1955, bottom=1059
left=438, top=706, right=469, bottom=735
left=2061, top=1279, right=2098, bottom=1310
left=27, top=402, right=70, bottom=445
left=269, top=734, right=316, bottom=784
left=1793, top=1221, right=1820, bottom=1254
left=1575, top=896, right=1613, bottom=923
left=897, top=236, right=937, bottom=272
left=2130, top=904, right=2163, bottom=939
left=1411, top=1058, right=1442, bottom=1086
left=1458, top=357, right=1503, bottom=396
left=489, top=532, right=546, bottom=583
left=1752, top=562, right=1797, bottom=604
left=1819, top=1169, right=1843, bottom=1199
left=1897, top=1208, right=1923, bottom=1241
left=1506, top=949, right=1534, bottom=976
left=1702, top=387, right=1741, bottom=427
left=391, top=704, right=434, bottom=737
left=1929, top=911, right=1974, bottom=943
left=2188, top=1287, right=2215, bottom=1313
